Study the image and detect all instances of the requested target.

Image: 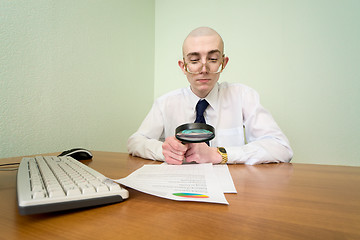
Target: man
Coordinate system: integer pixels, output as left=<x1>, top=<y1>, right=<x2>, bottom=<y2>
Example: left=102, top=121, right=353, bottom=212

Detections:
left=127, top=27, right=293, bottom=165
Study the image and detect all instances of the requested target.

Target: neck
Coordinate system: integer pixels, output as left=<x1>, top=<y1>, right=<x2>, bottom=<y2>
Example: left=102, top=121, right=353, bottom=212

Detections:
left=190, top=87, right=211, bottom=99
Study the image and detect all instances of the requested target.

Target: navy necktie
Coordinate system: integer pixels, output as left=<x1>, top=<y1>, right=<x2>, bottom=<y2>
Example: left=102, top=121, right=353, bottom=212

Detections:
left=195, top=99, right=210, bottom=145
left=195, top=99, right=209, bottom=124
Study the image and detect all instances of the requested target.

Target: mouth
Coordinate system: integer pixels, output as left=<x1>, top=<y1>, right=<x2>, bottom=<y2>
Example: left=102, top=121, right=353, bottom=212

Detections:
left=196, top=78, right=211, bottom=83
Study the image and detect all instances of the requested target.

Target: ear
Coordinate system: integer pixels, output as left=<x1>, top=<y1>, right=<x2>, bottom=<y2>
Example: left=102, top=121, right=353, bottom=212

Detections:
left=222, top=56, right=229, bottom=69
left=178, top=60, right=187, bottom=74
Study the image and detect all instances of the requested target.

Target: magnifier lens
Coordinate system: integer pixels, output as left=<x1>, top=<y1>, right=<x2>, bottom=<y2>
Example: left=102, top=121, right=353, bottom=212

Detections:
left=175, top=123, right=215, bottom=143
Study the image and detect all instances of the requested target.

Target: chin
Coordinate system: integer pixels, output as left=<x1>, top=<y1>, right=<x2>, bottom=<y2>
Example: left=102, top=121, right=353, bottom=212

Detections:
left=195, top=86, right=212, bottom=98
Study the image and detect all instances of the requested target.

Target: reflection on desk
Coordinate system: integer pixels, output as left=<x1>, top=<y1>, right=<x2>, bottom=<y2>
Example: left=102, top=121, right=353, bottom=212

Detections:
left=0, top=151, right=359, bottom=240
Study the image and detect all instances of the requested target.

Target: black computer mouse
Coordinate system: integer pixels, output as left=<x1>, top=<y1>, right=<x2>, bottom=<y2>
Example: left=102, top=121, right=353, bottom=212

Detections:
left=58, top=148, right=93, bottom=160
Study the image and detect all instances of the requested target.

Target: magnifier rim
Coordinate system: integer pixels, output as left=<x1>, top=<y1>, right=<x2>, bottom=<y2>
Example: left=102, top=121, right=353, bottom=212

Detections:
left=175, top=123, right=215, bottom=143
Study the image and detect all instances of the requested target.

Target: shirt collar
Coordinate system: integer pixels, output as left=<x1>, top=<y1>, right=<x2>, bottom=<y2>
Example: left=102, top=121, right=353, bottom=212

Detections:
left=205, top=83, right=219, bottom=111
left=186, top=83, right=219, bottom=111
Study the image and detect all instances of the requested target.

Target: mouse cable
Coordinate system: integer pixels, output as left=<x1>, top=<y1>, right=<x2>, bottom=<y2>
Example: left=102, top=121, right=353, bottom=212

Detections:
left=0, top=163, right=20, bottom=171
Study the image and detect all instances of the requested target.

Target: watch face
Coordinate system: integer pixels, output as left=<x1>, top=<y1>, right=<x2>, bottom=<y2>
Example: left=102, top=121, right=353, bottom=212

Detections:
left=218, top=147, right=226, bottom=153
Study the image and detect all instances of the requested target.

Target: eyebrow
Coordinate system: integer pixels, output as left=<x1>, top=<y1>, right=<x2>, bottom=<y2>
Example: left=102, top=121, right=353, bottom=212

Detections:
left=186, top=49, right=222, bottom=58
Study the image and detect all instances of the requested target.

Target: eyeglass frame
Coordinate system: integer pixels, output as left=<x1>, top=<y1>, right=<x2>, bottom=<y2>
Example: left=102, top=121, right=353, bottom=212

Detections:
left=183, top=54, right=226, bottom=74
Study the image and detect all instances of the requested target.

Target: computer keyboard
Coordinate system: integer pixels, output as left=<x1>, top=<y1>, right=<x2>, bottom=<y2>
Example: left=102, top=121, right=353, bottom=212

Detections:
left=17, top=156, right=129, bottom=215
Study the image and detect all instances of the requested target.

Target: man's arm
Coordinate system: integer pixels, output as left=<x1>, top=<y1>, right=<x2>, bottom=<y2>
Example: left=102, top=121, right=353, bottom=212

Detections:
left=127, top=101, right=165, bottom=161
left=226, top=87, right=293, bottom=164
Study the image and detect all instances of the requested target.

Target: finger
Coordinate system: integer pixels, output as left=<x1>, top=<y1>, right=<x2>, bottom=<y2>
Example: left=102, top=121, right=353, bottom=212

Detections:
left=184, top=148, right=198, bottom=163
left=163, top=140, right=184, bottom=157
left=165, top=155, right=183, bottom=165
left=169, top=140, right=188, bottom=153
left=169, top=151, right=185, bottom=161
left=163, top=148, right=185, bottom=163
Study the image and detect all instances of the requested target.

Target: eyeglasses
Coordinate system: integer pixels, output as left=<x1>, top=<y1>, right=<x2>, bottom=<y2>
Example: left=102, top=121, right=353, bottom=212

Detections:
left=183, top=54, right=225, bottom=74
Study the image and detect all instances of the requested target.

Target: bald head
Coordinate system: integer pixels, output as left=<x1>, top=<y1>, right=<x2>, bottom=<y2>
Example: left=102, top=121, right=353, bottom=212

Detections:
left=182, top=27, right=224, bottom=56
left=187, top=27, right=220, bottom=38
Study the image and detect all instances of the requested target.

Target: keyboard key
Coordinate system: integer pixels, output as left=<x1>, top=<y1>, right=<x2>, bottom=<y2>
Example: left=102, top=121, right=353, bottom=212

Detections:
left=95, top=184, right=109, bottom=192
left=80, top=184, right=96, bottom=194
left=49, top=189, right=66, bottom=198
left=105, top=180, right=122, bottom=191
left=32, top=191, right=46, bottom=199
left=66, top=187, right=82, bottom=196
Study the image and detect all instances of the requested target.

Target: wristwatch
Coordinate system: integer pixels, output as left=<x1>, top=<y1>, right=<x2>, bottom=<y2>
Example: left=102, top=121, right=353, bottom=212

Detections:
left=217, top=147, right=228, bottom=164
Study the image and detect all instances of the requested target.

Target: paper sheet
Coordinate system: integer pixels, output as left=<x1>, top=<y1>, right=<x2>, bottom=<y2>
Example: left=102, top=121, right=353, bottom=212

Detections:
left=161, top=163, right=237, bottom=193
left=213, top=165, right=237, bottom=193
left=116, top=163, right=233, bottom=204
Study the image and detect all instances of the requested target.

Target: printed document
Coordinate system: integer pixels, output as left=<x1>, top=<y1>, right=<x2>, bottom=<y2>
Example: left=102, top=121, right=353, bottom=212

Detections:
left=115, top=163, right=236, bottom=205
left=213, top=164, right=237, bottom=193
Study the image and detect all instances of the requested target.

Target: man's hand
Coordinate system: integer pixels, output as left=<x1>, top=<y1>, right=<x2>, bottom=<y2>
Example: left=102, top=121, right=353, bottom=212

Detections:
left=162, top=136, right=189, bottom=165
left=184, top=143, right=222, bottom=164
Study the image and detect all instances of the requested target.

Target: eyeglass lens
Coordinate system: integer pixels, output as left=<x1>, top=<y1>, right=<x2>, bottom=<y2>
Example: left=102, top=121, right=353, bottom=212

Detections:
left=186, top=61, right=222, bottom=74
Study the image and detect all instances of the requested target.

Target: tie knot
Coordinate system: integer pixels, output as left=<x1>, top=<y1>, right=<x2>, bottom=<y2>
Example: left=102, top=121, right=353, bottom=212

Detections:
left=195, top=99, right=209, bottom=124
left=196, top=99, right=209, bottom=115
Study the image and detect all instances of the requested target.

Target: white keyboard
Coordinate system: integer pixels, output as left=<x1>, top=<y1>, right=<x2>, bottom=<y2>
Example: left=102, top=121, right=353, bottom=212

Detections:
left=17, top=156, right=129, bottom=215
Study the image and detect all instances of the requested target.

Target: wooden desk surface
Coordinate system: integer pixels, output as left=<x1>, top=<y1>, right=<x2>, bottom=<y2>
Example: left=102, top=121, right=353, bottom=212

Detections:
left=0, top=151, right=359, bottom=240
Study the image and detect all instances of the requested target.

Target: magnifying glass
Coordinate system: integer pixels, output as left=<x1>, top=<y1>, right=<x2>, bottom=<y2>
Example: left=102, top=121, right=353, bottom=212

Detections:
left=175, top=123, right=215, bottom=143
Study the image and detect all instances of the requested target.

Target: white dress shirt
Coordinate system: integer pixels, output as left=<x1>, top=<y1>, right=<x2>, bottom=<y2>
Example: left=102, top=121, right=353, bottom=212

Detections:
left=127, top=82, right=293, bottom=165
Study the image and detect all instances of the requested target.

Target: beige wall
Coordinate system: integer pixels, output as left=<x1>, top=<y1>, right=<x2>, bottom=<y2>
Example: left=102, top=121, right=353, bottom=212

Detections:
left=0, top=0, right=155, bottom=158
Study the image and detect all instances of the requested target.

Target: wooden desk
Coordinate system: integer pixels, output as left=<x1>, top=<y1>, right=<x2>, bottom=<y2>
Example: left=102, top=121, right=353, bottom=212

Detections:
left=1, top=151, right=359, bottom=240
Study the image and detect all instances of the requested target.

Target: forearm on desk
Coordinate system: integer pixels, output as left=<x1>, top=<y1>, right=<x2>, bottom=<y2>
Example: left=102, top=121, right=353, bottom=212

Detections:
left=226, top=139, right=293, bottom=165
left=127, top=134, right=165, bottom=161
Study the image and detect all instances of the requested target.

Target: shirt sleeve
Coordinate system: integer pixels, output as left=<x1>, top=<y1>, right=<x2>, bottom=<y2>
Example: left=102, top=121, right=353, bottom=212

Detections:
left=127, top=100, right=166, bottom=161
left=226, top=87, right=293, bottom=165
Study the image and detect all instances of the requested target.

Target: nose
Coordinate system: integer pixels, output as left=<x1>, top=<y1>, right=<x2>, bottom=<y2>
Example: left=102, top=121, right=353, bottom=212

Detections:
left=199, top=62, right=208, bottom=74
